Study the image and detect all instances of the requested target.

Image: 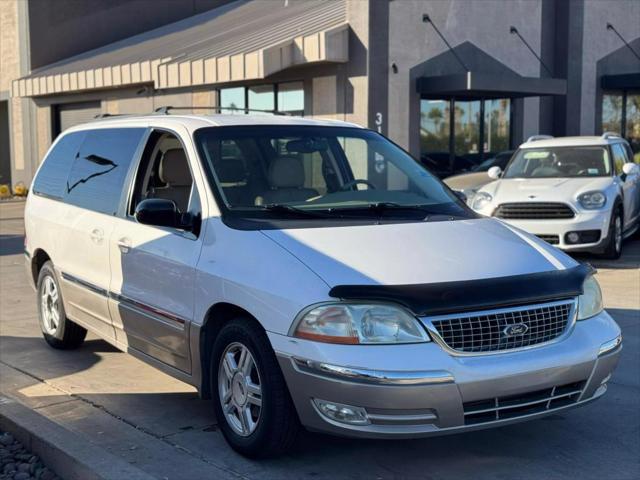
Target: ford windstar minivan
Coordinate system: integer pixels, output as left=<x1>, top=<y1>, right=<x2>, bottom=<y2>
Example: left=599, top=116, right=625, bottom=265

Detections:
left=24, top=113, right=622, bottom=458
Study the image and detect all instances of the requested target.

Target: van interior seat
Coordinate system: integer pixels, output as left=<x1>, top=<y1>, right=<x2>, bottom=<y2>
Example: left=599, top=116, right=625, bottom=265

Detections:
left=151, top=148, right=192, bottom=212
left=216, top=158, right=251, bottom=206
left=258, top=156, right=318, bottom=205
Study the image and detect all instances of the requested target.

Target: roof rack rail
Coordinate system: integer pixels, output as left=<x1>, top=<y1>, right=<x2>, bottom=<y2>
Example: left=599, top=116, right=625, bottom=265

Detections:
left=154, top=106, right=292, bottom=116
left=525, top=134, right=554, bottom=143
left=93, top=113, right=124, bottom=119
left=601, top=131, right=621, bottom=140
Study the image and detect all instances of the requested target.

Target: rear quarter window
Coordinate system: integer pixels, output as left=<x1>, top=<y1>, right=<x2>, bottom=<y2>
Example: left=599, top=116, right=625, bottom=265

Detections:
left=32, top=131, right=86, bottom=199
left=65, top=128, right=146, bottom=215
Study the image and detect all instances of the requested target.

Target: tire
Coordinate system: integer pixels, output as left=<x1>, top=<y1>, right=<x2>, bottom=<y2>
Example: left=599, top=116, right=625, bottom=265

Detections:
left=602, top=208, right=623, bottom=260
left=210, top=317, right=300, bottom=458
left=37, top=261, right=87, bottom=349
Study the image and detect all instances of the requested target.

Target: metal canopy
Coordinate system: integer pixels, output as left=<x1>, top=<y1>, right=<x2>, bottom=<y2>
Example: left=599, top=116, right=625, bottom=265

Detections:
left=600, top=72, right=640, bottom=90
left=12, top=0, right=348, bottom=98
left=417, top=72, right=567, bottom=100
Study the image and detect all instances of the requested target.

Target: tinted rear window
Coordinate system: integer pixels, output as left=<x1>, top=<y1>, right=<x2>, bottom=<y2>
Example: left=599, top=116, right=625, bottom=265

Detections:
left=65, top=128, right=145, bottom=215
left=32, top=131, right=86, bottom=199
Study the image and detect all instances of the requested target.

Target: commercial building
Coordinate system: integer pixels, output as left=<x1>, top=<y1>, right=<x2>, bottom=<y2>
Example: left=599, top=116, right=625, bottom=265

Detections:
left=2, top=0, right=639, bottom=187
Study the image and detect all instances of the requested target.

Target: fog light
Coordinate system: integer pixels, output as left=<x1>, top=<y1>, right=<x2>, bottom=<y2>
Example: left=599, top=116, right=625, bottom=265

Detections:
left=313, top=399, right=370, bottom=425
left=567, top=232, right=580, bottom=244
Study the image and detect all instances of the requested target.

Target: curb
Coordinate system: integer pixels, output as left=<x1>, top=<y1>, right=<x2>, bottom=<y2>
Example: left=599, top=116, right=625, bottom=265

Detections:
left=0, top=396, right=156, bottom=480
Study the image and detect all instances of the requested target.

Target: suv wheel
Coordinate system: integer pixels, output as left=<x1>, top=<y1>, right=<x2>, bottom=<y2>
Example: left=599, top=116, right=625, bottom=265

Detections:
left=37, top=261, right=87, bottom=349
left=210, top=318, right=300, bottom=458
left=602, top=209, right=623, bottom=259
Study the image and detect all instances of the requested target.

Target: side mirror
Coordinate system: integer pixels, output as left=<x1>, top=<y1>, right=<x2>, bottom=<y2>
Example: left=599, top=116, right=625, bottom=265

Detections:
left=622, top=162, right=639, bottom=176
left=453, top=190, right=468, bottom=203
left=134, top=198, right=179, bottom=228
left=487, top=166, right=502, bottom=180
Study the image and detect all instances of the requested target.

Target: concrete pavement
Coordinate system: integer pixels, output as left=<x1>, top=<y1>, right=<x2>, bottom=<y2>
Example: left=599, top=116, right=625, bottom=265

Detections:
left=1, top=200, right=638, bottom=479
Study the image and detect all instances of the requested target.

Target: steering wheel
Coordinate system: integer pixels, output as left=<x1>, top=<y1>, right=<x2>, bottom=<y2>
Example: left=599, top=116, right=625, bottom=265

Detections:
left=339, top=179, right=376, bottom=191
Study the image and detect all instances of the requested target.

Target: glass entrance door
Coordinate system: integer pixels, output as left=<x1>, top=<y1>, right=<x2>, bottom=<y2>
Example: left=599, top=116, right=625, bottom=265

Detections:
left=420, top=98, right=511, bottom=178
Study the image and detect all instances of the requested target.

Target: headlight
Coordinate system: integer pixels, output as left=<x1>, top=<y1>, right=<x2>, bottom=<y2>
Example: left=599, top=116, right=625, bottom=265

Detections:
left=578, top=191, right=607, bottom=209
left=577, top=276, right=604, bottom=320
left=471, top=191, right=492, bottom=211
left=292, top=303, right=430, bottom=344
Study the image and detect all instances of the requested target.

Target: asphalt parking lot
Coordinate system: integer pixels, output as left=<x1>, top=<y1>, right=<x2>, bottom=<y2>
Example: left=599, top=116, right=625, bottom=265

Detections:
left=1, top=199, right=638, bottom=480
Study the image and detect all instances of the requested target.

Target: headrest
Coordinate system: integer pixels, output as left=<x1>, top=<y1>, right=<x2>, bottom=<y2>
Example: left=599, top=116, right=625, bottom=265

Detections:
left=268, top=156, right=305, bottom=188
left=216, top=159, right=247, bottom=184
left=159, top=149, right=191, bottom=186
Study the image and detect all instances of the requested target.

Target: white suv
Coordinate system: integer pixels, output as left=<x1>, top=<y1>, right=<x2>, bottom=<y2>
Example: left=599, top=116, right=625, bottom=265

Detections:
left=471, top=134, right=640, bottom=258
left=25, top=114, right=621, bottom=458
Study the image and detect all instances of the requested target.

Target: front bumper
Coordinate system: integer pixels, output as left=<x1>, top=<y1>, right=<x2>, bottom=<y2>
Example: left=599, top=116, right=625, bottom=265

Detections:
left=498, top=209, right=612, bottom=252
left=270, top=310, right=621, bottom=438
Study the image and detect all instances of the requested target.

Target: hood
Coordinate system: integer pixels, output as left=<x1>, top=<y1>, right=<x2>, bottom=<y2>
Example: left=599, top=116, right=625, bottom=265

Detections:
left=444, top=172, right=493, bottom=191
left=261, top=218, right=576, bottom=287
left=482, top=177, right=612, bottom=203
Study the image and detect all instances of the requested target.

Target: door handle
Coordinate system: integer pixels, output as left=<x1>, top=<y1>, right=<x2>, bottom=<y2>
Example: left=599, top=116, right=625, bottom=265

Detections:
left=117, top=237, right=132, bottom=254
left=90, top=228, right=104, bottom=244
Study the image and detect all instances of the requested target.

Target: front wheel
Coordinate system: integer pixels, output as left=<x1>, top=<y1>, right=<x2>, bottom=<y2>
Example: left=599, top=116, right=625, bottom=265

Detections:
left=37, top=261, right=87, bottom=349
left=210, top=318, right=300, bottom=458
left=602, top=209, right=623, bottom=259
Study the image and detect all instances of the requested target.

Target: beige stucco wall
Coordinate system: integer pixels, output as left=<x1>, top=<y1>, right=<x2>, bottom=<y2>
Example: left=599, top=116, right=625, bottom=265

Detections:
left=0, top=1, right=21, bottom=94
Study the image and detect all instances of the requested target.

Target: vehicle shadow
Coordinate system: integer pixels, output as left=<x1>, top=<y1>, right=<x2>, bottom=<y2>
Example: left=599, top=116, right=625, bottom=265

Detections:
left=0, top=234, right=24, bottom=256
left=570, top=237, right=640, bottom=270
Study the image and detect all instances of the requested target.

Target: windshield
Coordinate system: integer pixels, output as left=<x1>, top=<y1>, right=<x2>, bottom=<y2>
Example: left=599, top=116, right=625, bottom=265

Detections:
left=503, top=146, right=611, bottom=179
left=194, top=126, right=470, bottom=226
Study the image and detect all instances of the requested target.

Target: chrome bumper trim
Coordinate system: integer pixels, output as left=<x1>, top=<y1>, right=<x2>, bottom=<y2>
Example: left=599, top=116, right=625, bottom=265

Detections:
left=598, top=335, right=622, bottom=356
left=292, top=357, right=454, bottom=386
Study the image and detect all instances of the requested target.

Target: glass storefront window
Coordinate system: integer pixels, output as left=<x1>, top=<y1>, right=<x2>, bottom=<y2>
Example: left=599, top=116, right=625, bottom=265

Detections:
left=484, top=99, right=510, bottom=156
left=602, top=91, right=640, bottom=162
left=219, top=87, right=245, bottom=113
left=278, top=82, right=304, bottom=114
left=420, top=100, right=450, bottom=153
left=454, top=100, right=481, bottom=164
left=248, top=85, right=274, bottom=114
left=602, top=93, right=623, bottom=134
left=420, top=98, right=511, bottom=177
left=626, top=94, right=640, bottom=161
left=219, top=82, right=304, bottom=115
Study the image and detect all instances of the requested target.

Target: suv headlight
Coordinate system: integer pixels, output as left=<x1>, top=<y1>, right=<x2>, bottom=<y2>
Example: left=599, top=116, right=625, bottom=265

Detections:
left=292, top=303, right=430, bottom=344
left=472, top=192, right=493, bottom=211
left=577, top=276, right=604, bottom=320
left=578, top=191, right=607, bottom=209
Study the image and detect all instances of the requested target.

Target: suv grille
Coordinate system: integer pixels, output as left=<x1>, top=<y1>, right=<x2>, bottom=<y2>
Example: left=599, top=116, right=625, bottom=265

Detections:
left=536, top=234, right=560, bottom=245
left=494, top=202, right=575, bottom=219
left=425, top=300, right=574, bottom=353
left=464, top=381, right=585, bottom=425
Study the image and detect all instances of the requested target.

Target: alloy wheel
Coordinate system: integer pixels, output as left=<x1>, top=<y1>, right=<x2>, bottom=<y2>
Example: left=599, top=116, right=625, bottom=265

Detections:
left=40, top=276, right=60, bottom=335
left=614, top=215, right=622, bottom=254
left=218, top=342, right=263, bottom=436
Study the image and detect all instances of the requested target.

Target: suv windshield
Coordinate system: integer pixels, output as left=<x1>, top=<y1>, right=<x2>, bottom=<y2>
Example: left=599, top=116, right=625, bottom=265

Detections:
left=503, top=146, right=611, bottom=179
left=195, top=126, right=470, bottom=226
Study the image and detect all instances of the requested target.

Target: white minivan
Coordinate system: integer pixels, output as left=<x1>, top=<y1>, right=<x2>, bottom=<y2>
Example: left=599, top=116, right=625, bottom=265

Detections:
left=25, top=113, right=621, bottom=458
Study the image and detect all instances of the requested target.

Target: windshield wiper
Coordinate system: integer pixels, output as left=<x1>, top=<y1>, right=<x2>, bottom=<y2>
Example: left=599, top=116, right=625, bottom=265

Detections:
left=259, top=204, right=337, bottom=218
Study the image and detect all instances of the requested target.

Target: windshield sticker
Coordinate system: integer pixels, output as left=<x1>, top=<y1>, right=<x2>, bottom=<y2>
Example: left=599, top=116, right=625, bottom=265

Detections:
left=524, top=151, right=550, bottom=159
left=588, top=168, right=599, bottom=174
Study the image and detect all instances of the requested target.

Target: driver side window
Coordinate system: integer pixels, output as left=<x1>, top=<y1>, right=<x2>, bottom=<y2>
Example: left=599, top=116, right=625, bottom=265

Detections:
left=130, top=131, right=200, bottom=218
left=612, top=144, right=627, bottom=176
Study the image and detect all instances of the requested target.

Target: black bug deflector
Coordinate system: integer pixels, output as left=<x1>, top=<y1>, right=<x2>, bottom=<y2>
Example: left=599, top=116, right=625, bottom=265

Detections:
left=329, top=263, right=594, bottom=316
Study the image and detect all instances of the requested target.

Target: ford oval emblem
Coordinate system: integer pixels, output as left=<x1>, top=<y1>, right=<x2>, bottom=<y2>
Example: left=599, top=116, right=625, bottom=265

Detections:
left=504, top=323, right=529, bottom=337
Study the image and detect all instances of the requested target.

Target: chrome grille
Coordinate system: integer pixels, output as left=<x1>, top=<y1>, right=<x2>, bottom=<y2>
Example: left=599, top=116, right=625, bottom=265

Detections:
left=494, top=202, right=575, bottom=219
left=424, top=300, right=575, bottom=353
left=464, top=381, right=585, bottom=425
